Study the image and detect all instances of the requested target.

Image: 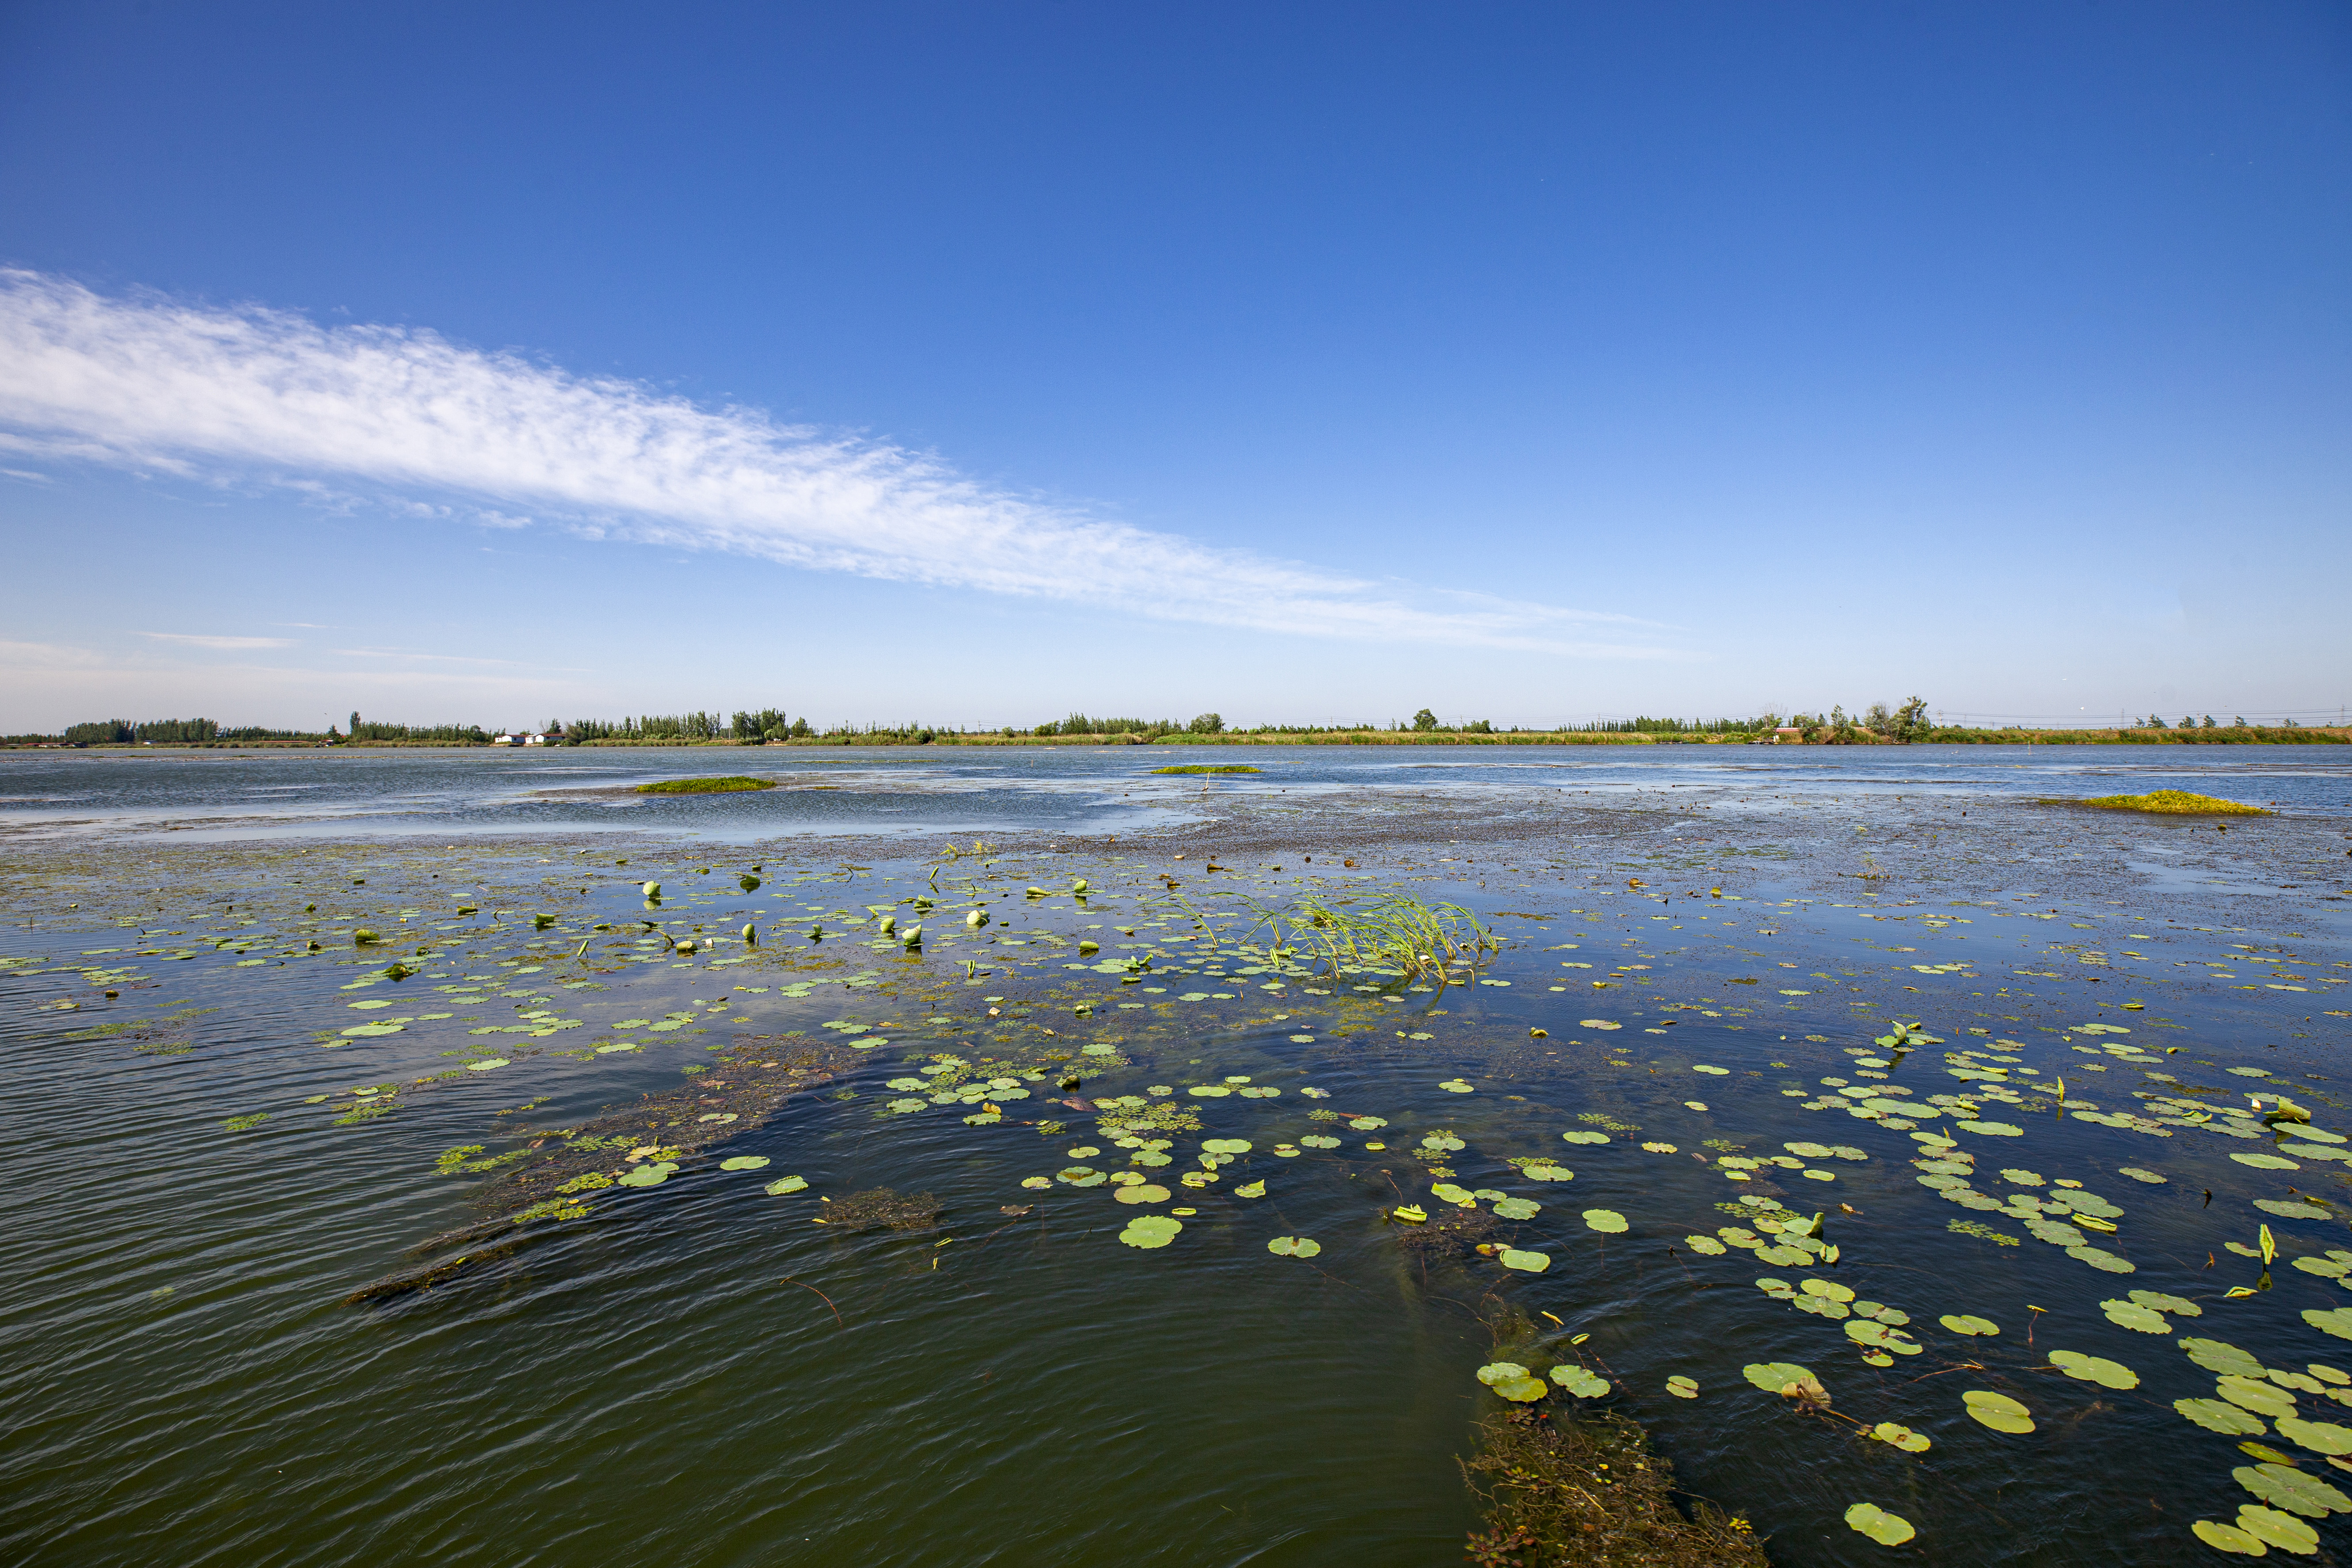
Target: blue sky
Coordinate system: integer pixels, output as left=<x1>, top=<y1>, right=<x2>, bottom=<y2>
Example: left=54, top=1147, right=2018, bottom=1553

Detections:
left=1, top=2, right=2345, bottom=732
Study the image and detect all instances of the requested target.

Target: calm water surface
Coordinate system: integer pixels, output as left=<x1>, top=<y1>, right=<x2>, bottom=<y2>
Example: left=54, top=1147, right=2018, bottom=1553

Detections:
left=4, top=746, right=2349, bottom=1566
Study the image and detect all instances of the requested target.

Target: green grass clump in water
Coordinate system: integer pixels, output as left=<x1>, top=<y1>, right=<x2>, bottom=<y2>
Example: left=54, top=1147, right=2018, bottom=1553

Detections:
left=1149, top=764, right=1261, bottom=774
left=2062, top=790, right=2272, bottom=816
left=635, top=776, right=777, bottom=794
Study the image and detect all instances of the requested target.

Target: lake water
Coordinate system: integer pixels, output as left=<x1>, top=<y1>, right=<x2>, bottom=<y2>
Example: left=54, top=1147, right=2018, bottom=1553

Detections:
left=4, top=745, right=2350, bottom=1566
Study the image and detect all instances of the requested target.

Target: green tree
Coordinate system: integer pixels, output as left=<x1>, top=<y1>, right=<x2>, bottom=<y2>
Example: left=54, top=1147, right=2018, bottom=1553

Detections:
left=1188, top=712, right=1223, bottom=735
left=1412, top=708, right=1437, bottom=731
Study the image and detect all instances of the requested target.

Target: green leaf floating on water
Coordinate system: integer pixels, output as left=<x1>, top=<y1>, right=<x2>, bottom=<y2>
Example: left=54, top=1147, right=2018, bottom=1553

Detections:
left=1522, top=1163, right=1574, bottom=1181
left=1955, top=1120, right=2023, bottom=1137
left=1870, top=1421, right=1930, bottom=1454
left=1231, top=1180, right=1266, bottom=1199
left=2236, top=1505, right=2322, bottom=1554
left=764, top=1175, right=808, bottom=1195
left=1298, top=1135, right=1342, bottom=1149
left=1267, top=1235, right=1322, bottom=1258
left=1665, top=1375, right=1699, bottom=1400
left=2186, top=1339, right=2269, bottom=1378
left=719, top=1156, right=770, bottom=1172
left=1742, top=1362, right=1814, bottom=1393
left=1964, top=1390, right=2034, bottom=1433
left=2178, top=1398, right=2268, bottom=1435
left=2305, top=1309, right=2352, bottom=1341
left=2192, top=1519, right=2270, bottom=1556
left=1554, top=1366, right=1610, bottom=1398
left=2131, top=1290, right=2202, bottom=1317
left=1201, top=1138, right=1252, bottom=1155
left=2218, top=1376, right=2299, bottom=1418
left=2049, top=1351, right=2138, bottom=1389
left=617, top=1162, right=678, bottom=1188
left=1119, top=1215, right=1182, bottom=1250
left=1114, top=1184, right=1173, bottom=1204
left=1843, top=1503, right=1916, bottom=1546
left=1431, top=1183, right=1475, bottom=1205
left=1582, top=1209, right=1629, bottom=1233
left=2276, top=1416, right=2352, bottom=1456
left=1560, top=1130, right=1610, bottom=1146
left=464, top=1057, right=508, bottom=1070
left=2237, top=1461, right=2352, bottom=1518
left=343, top=1023, right=405, bottom=1037
left=1941, top=1314, right=2000, bottom=1336
left=1492, top=1198, right=1541, bottom=1220
left=1499, top=1248, right=1551, bottom=1272
left=1476, top=1362, right=1548, bottom=1401
left=1684, top=1234, right=1728, bottom=1255
left=2102, top=1299, right=2172, bottom=1334
left=2234, top=1153, right=2302, bottom=1170
left=2257, top=1200, right=2333, bottom=1220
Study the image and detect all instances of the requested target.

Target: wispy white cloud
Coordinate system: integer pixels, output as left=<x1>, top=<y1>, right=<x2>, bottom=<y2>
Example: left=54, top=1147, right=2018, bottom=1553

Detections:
left=140, top=632, right=296, bottom=650
left=0, top=269, right=1687, bottom=659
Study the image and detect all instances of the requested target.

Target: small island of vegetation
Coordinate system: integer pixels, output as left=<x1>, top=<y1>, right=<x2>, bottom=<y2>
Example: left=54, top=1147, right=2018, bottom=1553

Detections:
left=635, top=776, right=776, bottom=794
left=1149, top=764, right=1262, bottom=775
left=2064, top=789, right=2275, bottom=816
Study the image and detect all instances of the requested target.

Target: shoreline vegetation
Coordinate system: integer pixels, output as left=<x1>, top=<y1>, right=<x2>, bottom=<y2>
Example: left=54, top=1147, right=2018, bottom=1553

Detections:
left=8, top=702, right=2344, bottom=750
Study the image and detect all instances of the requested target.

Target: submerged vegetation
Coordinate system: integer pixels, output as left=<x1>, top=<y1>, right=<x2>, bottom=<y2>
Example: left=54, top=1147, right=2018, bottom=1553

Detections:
left=1462, top=1408, right=1767, bottom=1567
left=634, top=776, right=777, bottom=794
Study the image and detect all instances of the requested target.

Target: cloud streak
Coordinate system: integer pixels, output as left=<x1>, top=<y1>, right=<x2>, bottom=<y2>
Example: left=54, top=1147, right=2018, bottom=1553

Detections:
left=0, top=270, right=1680, bottom=657
left=141, top=632, right=297, bottom=650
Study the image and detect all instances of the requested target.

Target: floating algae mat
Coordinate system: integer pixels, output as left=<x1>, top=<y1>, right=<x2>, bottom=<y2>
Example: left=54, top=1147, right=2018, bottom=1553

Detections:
left=2051, top=790, right=2278, bottom=817
left=635, top=774, right=778, bottom=793
left=4, top=745, right=2351, bottom=1564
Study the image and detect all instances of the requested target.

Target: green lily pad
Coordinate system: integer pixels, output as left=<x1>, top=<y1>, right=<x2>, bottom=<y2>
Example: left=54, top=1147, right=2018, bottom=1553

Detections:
left=616, top=1162, right=677, bottom=1188
left=1955, top=1120, right=2023, bottom=1137
left=1666, top=1375, right=1700, bottom=1399
left=2178, top=1398, right=2268, bottom=1435
left=1488, top=1374, right=1548, bottom=1402
left=1439, top=1079, right=1475, bottom=1093
left=1523, top=1162, right=1574, bottom=1180
left=464, top=1057, right=508, bottom=1070
left=1560, top=1130, right=1610, bottom=1145
left=1964, top=1390, right=2034, bottom=1433
left=2131, top=1290, right=2201, bottom=1317
left=1232, top=1180, right=1266, bottom=1199
left=342, top=1023, right=405, bottom=1037
left=1267, top=1235, right=1322, bottom=1258
left=1941, top=1314, right=2000, bottom=1336
left=1742, top=1362, right=1814, bottom=1393
left=764, top=1175, right=808, bottom=1194
left=1843, top=1502, right=1916, bottom=1546
left=1114, top=1184, right=1173, bottom=1204
left=2103, top=1300, right=2171, bottom=1333
left=1871, top=1421, right=1930, bottom=1454
left=1202, top=1138, right=1252, bottom=1154
left=2219, top=1376, right=2299, bottom=1418
left=1553, top=1366, right=1610, bottom=1398
left=1492, top=1198, right=1541, bottom=1220
left=2067, top=1245, right=2135, bottom=1274
left=2236, top=1461, right=2352, bottom=1518
left=2306, top=1309, right=2352, bottom=1341
left=2192, top=1519, right=2270, bottom=1556
left=2259, top=1200, right=2334, bottom=1220
left=1299, top=1135, right=1342, bottom=1149
left=719, top=1156, right=771, bottom=1171
left=2235, top=1153, right=2303, bottom=1170
left=1802, top=1278, right=1855, bottom=1303
left=1582, top=1209, right=1629, bottom=1233
left=2049, top=1351, right=2138, bottom=1389
left=1119, top=1215, right=1183, bottom=1249
left=1499, top=1248, right=1551, bottom=1272
left=2187, top=1339, right=2270, bottom=1378
left=1432, top=1183, right=1476, bottom=1205
left=2276, top=1416, right=2352, bottom=1456
left=2237, top=1505, right=2322, bottom=1553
